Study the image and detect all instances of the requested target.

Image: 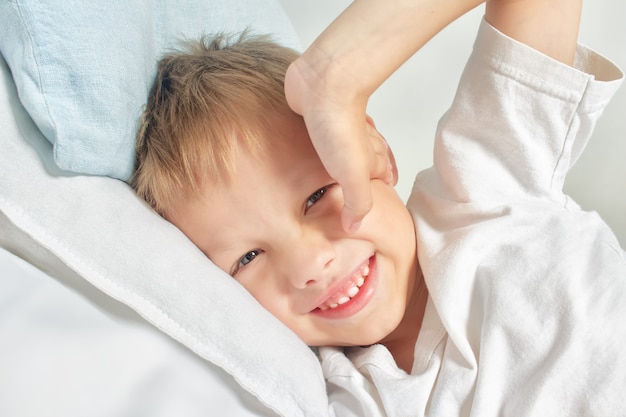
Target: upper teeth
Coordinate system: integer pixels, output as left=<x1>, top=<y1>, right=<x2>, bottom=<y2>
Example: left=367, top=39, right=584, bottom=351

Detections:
left=318, top=264, right=370, bottom=310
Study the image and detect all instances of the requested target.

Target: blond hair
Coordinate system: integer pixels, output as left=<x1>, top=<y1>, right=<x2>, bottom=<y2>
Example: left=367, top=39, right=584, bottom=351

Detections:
left=131, top=33, right=299, bottom=215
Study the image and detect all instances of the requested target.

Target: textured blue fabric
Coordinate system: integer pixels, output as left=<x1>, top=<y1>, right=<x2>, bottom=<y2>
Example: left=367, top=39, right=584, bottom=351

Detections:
left=0, top=0, right=300, bottom=181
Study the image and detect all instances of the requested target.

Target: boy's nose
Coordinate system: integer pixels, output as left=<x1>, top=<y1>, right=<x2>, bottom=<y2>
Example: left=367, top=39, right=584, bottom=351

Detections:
left=278, top=225, right=335, bottom=289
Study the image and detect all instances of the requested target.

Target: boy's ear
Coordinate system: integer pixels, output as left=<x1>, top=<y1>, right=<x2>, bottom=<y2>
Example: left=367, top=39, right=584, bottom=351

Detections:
left=366, top=115, right=398, bottom=186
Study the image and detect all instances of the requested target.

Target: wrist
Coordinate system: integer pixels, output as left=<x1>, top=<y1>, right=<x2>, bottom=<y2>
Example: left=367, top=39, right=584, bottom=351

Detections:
left=285, top=51, right=369, bottom=118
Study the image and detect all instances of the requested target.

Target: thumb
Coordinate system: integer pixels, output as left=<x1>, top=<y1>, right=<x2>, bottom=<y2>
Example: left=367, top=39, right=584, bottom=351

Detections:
left=340, top=172, right=373, bottom=233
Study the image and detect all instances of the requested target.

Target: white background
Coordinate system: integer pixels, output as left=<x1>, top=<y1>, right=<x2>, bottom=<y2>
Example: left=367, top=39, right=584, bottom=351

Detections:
left=279, top=0, right=626, bottom=247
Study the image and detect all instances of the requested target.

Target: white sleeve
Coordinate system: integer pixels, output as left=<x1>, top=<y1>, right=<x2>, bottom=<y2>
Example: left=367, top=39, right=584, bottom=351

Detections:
left=419, top=19, right=623, bottom=205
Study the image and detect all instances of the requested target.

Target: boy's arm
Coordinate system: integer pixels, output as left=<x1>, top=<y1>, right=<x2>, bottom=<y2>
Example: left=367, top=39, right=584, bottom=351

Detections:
left=485, top=0, right=581, bottom=66
left=285, top=0, right=582, bottom=231
left=285, top=0, right=484, bottom=232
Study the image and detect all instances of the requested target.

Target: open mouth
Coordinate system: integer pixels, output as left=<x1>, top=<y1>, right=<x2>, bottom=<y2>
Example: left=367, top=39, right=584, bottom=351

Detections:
left=311, top=255, right=376, bottom=318
left=316, top=262, right=370, bottom=310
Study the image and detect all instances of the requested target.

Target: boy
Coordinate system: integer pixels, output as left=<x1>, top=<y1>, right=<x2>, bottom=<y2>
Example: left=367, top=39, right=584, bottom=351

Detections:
left=133, top=0, right=626, bottom=414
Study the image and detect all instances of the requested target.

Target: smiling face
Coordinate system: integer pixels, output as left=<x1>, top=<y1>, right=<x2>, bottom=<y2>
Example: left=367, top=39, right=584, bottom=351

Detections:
left=167, top=112, right=421, bottom=348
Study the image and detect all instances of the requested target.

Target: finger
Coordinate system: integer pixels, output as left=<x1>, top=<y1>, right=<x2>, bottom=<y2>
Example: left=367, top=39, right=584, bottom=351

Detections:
left=319, top=138, right=372, bottom=232
left=366, top=123, right=397, bottom=186
left=379, top=134, right=398, bottom=185
left=302, top=112, right=374, bottom=232
left=335, top=120, right=394, bottom=232
left=340, top=169, right=373, bottom=233
left=386, top=144, right=398, bottom=185
left=325, top=124, right=376, bottom=233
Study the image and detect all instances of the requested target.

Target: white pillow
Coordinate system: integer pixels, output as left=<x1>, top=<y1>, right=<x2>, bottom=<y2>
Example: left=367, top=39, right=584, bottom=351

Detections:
left=0, top=247, right=283, bottom=416
left=0, top=31, right=329, bottom=417
left=0, top=0, right=300, bottom=181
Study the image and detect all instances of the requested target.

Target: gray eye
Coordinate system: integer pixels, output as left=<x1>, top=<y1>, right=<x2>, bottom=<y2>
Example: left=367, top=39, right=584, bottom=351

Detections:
left=306, top=186, right=329, bottom=210
left=239, top=250, right=261, bottom=267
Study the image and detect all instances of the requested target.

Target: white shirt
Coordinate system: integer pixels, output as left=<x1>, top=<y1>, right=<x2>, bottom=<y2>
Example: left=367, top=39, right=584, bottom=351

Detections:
left=322, top=19, right=626, bottom=417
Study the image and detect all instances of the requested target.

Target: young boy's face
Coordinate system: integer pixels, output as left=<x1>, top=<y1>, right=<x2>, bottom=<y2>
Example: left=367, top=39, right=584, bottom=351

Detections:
left=168, top=113, right=420, bottom=348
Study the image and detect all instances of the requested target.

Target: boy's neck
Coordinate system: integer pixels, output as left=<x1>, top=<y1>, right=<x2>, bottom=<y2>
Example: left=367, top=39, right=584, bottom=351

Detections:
left=382, top=265, right=428, bottom=373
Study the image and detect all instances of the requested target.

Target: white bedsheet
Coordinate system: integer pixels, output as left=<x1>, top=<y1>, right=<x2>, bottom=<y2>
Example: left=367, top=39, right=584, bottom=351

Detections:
left=0, top=246, right=277, bottom=416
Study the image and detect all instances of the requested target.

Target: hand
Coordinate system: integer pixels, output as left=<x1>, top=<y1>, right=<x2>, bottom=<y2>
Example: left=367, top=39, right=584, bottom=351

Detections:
left=285, top=0, right=483, bottom=231
left=285, top=58, right=397, bottom=233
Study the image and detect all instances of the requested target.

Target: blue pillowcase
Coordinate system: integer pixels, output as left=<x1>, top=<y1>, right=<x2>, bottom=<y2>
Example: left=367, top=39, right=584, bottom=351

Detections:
left=0, top=0, right=300, bottom=181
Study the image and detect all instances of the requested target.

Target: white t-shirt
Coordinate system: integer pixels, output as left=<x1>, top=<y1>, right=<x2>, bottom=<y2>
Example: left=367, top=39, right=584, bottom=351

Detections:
left=322, top=19, right=626, bottom=417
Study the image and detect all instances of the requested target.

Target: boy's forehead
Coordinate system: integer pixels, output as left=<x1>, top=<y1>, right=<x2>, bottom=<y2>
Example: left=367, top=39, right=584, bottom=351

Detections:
left=237, top=114, right=323, bottom=176
left=201, top=115, right=326, bottom=200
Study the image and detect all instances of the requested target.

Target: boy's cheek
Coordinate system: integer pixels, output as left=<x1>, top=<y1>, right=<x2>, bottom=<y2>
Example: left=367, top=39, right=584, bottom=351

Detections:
left=368, top=180, right=414, bottom=234
left=370, top=178, right=403, bottom=202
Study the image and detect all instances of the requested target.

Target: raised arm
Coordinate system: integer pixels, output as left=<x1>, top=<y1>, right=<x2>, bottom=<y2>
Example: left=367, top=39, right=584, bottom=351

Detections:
left=284, top=0, right=582, bottom=231
left=486, top=0, right=582, bottom=66
left=285, top=0, right=484, bottom=231
left=286, top=0, right=485, bottom=115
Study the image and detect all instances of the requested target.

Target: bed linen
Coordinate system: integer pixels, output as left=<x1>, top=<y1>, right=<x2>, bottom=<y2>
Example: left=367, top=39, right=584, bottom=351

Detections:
left=0, top=247, right=277, bottom=416
left=0, top=33, right=329, bottom=417
left=0, top=0, right=300, bottom=181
